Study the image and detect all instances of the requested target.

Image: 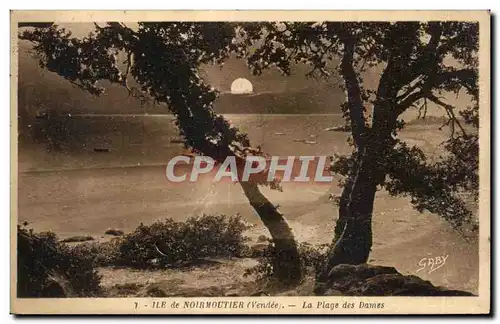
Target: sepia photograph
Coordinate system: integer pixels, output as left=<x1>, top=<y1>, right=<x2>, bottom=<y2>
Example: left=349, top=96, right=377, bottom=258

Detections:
left=10, top=10, right=490, bottom=315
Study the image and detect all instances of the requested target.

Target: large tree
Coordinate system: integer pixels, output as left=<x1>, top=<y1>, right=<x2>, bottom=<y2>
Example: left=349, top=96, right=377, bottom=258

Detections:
left=19, top=22, right=302, bottom=284
left=236, top=21, right=479, bottom=280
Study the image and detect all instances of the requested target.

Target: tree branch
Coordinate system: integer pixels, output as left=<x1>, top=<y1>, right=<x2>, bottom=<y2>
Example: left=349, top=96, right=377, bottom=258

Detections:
left=122, top=51, right=135, bottom=97
left=395, top=68, right=477, bottom=116
left=426, top=94, right=467, bottom=137
left=339, top=34, right=368, bottom=149
left=403, top=22, right=442, bottom=84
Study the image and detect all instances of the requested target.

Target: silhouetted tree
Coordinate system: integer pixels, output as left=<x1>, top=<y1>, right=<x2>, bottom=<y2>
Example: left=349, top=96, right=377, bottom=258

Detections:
left=236, top=21, right=480, bottom=280
left=20, top=22, right=302, bottom=284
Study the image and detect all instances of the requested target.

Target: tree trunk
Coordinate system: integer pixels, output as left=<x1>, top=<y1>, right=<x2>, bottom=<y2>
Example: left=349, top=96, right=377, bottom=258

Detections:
left=323, top=34, right=376, bottom=277
left=239, top=180, right=302, bottom=284
left=322, top=34, right=397, bottom=280
left=334, top=156, right=359, bottom=242
left=322, top=131, right=395, bottom=282
left=319, top=148, right=378, bottom=282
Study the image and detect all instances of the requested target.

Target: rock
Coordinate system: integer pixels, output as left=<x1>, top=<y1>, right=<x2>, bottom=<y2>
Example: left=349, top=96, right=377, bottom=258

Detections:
left=317, top=264, right=474, bottom=296
left=105, top=228, right=124, bottom=236
left=224, top=290, right=240, bottom=297
left=256, top=235, right=270, bottom=243
left=325, top=264, right=399, bottom=293
left=60, top=235, right=94, bottom=243
left=348, top=273, right=474, bottom=296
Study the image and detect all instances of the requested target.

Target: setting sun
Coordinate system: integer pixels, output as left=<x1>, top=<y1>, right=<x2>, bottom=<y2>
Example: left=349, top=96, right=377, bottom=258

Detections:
left=230, top=78, right=253, bottom=94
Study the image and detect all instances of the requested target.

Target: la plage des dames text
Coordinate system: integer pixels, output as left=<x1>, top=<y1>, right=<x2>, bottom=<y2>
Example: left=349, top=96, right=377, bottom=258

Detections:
left=147, top=300, right=385, bottom=310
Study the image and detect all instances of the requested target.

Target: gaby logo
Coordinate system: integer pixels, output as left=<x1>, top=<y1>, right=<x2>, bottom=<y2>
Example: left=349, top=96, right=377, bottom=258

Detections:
left=165, top=155, right=334, bottom=183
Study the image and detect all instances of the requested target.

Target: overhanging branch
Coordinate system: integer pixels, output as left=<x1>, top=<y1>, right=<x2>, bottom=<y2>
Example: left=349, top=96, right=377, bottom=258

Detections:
left=426, top=94, right=467, bottom=137
left=395, top=68, right=477, bottom=116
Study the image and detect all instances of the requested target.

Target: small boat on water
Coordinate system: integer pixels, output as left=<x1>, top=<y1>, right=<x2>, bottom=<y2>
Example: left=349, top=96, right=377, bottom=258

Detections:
left=293, top=139, right=317, bottom=144
left=94, top=147, right=111, bottom=153
left=324, top=125, right=351, bottom=132
left=170, top=137, right=185, bottom=144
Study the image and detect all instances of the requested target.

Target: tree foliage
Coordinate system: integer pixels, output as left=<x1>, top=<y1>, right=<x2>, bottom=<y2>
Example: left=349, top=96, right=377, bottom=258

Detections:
left=20, top=22, right=301, bottom=283
left=118, top=214, right=251, bottom=269
left=21, top=22, right=288, bottom=187
left=236, top=21, right=479, bottom=235
left=22, top=23, right=252, bottom=162
left=17, top=226, right=101, bottom=297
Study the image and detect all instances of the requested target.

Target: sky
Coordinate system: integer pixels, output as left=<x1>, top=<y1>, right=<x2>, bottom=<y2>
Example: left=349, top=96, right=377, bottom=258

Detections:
left=37, top=22, right=341, bottom=94
left=17, top=22, right=454, bottom=118
left=16, top=23, right=348, bottom=116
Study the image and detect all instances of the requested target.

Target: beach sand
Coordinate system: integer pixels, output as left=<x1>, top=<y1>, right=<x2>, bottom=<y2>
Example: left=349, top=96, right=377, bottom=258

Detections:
left=16, top=116, right=478, bottom=295
left=18, top=163, right=478, bottom=294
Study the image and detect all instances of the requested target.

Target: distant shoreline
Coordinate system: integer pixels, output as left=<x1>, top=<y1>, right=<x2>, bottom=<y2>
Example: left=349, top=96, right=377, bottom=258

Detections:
left=69, top=113, right=344, bottom=117
left=19, top=162, right=169, bottom=174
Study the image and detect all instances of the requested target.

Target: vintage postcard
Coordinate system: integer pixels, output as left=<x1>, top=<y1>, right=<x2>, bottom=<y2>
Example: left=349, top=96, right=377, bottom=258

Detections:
left=10, top=10, right=491, bottom=315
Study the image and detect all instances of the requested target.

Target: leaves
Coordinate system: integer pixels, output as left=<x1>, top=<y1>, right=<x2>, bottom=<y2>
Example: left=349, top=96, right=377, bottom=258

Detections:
left=241, top=21, right=479, bottom=232
left=22, top=23, right=276, bottom=174
left=17, top=226, right=102, bottom=297
left=117, top=214, right=251, bottom=268
left=382, top=140, right=477, bottom=232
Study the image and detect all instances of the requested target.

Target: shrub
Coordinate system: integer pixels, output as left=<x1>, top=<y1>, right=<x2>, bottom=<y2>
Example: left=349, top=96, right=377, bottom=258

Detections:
left=17, top=226, right=102, bottom=297
left=71, top=238, right=123, bottom=267
left=118, top=214, right=251, bottom=269
left=244, top=241, right=330, bottom=282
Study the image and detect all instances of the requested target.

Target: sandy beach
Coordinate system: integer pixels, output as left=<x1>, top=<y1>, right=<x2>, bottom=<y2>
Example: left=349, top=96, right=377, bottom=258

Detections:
left=18, top=164, right=478, bottom=294
left=17, top=115, right=478, bottom=294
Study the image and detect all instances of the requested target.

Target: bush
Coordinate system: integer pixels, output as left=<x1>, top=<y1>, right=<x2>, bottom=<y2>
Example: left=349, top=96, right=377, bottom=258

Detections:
left=17, top=226, right=102, bottom=297
left=71, top=238, right=123, bottom=267
left=244, top=242, right=330, bottom=282
left=118, top=214, right=251, bottom=269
